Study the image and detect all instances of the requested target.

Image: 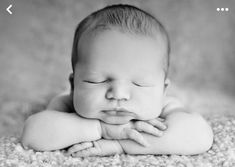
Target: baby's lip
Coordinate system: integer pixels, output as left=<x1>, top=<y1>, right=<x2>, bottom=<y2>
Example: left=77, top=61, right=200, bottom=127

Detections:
left=102, top=108, right=135, bottom=116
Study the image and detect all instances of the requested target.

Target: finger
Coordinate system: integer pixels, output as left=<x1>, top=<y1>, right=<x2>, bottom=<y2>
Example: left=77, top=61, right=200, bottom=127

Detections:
left=67, top=142, right=93, bottom=154
left=134, top=121, right=164, bottom=136
left=148, top=119, right=167, bottom=130
left=72, top=142, right=101, bottom=157
left=125, top=128, right=149, bottom=147
left=72, top=149, right=91, bottom=157
left=68, top=142, right=93, bottom=154
left=156, top=117, right=165, bottom=122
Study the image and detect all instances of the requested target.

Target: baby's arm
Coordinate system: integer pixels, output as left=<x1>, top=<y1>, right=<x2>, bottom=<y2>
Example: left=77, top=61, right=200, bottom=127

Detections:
left=68, top=118, right=168, bottom=157
left=119, top=109, right=213, bottom=155
left=21, top=110, right=102, bottom=151
left=68, top=139, right=124, bottom=157
left=69, top=109, right=213, bottom=157
left=21, top=94, right=102, bottom=151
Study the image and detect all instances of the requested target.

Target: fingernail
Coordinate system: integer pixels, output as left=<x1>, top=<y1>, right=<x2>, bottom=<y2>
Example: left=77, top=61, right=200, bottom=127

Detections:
left=140, top=139, right=149, bottom=147
left=154, top=130, right=163, bottom=136
left=158, top=118, right=165, bottom=122
left=143, top=141, right=150, bottom=147
left=158, top=131, right=163, bottom=136
left=163, top=125, right=167, bottom=129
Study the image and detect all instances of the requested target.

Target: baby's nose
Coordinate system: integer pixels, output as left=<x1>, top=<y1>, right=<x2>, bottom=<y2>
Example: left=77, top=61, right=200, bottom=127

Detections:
left=105, top=81, right=131, bottom=101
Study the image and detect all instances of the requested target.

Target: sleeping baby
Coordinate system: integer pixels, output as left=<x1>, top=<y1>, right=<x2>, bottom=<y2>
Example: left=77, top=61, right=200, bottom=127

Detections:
left=21, top=4, right=213, bottom=157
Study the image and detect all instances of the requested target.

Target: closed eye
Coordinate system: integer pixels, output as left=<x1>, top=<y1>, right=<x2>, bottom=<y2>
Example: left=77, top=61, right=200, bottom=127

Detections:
left=132, top=82, right=148, bottom=87
left=83, top=80, right=108, bottom=84
left=132, top=81, right=155, bottom=87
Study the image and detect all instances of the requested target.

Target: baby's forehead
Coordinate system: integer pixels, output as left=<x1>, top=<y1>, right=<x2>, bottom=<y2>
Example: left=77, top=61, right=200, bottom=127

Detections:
left=76, top=34, right=165, bottom=77
left=75, top=29, right=168, bottom=78
left=80, top=29, right=166, bottom=57
left=80, top=28, right=168, bottom=52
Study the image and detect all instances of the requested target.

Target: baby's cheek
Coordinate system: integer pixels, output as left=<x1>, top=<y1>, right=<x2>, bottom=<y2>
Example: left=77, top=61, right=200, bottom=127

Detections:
left=73, top=90, right=91, bottom=115
left=73, top=88, right=104, bottom=118
left=141, top=102, right=162, bottom=119
left=136, top=90, right=163, bottom=119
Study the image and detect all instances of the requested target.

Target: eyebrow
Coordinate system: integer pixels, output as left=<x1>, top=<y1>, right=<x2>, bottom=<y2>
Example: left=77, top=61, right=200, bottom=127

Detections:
left=135, top=77, right=159, bottom=83
left=83, top=71, right=105, bottom=77
left=135, top=72, right=160, bottom=79
left=83, top=70, right=162, bottom=80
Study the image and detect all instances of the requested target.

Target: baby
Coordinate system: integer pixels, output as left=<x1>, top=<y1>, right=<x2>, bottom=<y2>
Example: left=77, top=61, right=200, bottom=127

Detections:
left=21, top=4, right=213, bottom=157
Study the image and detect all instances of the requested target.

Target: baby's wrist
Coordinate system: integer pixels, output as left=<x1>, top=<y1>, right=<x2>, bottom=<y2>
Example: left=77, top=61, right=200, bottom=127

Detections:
left=99, top=121, right=106, bottom=137
left=115, top=140, right=124, bottom=154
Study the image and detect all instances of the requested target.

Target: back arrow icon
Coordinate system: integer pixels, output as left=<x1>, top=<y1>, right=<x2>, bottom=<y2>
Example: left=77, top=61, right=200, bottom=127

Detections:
left=6, top=4, right=13, bottom=14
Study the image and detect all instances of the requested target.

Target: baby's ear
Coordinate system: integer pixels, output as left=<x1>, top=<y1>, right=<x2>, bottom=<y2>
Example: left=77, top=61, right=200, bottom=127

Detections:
left=164, top=78, right=170, bottom=93
left=69, top=73, right=74, bottom=91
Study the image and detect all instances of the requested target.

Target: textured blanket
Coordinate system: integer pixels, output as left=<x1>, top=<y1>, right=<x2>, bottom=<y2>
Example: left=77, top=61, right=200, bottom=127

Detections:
left=1, top=115, right=235, bottom=167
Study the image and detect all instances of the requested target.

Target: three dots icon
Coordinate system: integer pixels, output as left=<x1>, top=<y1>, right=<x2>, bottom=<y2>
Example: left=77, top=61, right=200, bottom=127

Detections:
left=217, top=8, right=229, bottom=11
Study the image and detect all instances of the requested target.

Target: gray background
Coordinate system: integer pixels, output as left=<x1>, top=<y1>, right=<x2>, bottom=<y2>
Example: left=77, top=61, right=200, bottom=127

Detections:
left=0, top=0, right=234, bottom=136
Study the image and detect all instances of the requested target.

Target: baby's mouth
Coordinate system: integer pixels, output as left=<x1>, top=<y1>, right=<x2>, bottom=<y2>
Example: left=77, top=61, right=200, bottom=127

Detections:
left=102, top=108, right=135, bottom=117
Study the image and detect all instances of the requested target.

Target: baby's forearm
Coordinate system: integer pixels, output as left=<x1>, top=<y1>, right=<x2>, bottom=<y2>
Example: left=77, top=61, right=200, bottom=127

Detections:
left=119, top=111, right=213, bottom=155
left=21, top=110, right=102, bottom=151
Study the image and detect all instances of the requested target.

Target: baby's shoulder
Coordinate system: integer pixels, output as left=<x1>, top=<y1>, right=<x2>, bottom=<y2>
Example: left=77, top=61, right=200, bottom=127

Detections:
left=163, top=83, right=185, bottom=111
left=47, top=93, right=74, bottom=113
left=163, top=96, right=184, bottom=109
left=161, top=96, right=185, bottom=117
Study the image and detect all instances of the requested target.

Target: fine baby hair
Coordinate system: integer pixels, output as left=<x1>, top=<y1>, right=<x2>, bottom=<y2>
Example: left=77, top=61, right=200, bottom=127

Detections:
left=71, top=4, right=170, bottom=76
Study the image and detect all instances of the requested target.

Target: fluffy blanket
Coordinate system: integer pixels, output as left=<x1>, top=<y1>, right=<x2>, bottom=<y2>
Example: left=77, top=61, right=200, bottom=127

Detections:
left=1, top=115, right=235, bottom=167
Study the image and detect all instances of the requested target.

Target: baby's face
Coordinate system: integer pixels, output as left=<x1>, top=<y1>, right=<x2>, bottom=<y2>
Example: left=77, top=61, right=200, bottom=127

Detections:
left=73, top=30, right=168, bottom=124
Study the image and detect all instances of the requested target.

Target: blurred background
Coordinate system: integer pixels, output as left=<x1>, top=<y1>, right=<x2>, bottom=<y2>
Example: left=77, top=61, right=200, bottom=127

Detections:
left=0, top=0, right=234, bottom=136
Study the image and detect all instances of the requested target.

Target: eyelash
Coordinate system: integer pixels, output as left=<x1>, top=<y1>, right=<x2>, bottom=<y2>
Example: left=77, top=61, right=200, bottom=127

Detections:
left=84, top=80, right=152, bottom=87
left=133, top=82, right=156, bottom=87
left=132, top=82, right=143, bottom=87
left=83, top=80, right=108, bottom=84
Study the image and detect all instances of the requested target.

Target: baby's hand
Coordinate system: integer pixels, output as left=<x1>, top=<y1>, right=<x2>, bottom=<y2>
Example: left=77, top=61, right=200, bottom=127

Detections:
left=66, top=139, right=123, bottom=157
left=66, top=141, right=94, bottom=157
left=100, top=117, right=167, bottom=146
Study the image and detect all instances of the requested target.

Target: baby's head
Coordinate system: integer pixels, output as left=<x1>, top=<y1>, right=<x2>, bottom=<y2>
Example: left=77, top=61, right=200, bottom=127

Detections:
left=70, top=4, right=171, bottom=124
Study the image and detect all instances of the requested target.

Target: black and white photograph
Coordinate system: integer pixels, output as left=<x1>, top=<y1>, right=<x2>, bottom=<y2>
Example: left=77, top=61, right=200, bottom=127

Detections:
left=0, top=0, right=235, bottom=166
